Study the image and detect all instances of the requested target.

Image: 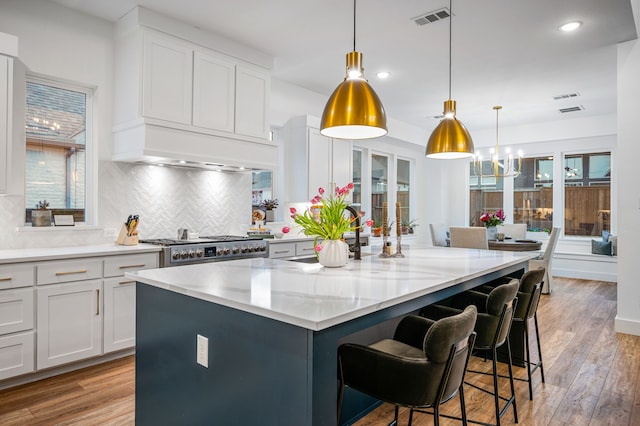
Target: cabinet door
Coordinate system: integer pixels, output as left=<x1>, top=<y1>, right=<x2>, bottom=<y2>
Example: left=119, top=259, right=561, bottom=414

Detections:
left=331, top=138, right=353, bottom=202
left=235, top=64, right=269, bottom=139
left=307, top=128, right=331, bottom=198
left=193, top=50, right=235, bottom=133
left=36, top=280, right=102, bottom=369
left=0, top=55, right=9, bottom=194
left=103, top=277, right=136, bottom=353
left=142, top=33, right=193, bottom=124
left=0, top=331, right=34, bottom=381
left=0, top=288, right=34, bottom=335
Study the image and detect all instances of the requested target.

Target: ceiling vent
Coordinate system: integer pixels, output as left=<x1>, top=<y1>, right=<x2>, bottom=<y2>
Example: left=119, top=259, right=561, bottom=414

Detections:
left=553, top=92, right=580, bottom=100
left=559, top=105, right=584, bottom=113
left=412, top=8, right=450, bottom=26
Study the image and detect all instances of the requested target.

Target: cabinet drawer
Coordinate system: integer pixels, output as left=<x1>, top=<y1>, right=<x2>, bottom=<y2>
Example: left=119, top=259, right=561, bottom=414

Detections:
left=0, top=331, right=35, bottom=381
left=104, top=253, right=159, bottom=277
left=268, top=243, right=296, bottom=258
left=37, top=258, right=102, bottom=285
left=296, top=241, right=316, bottom=257
left=0, top=264, right=35, bottom=290
left=0, top=288, right=34, bottom=335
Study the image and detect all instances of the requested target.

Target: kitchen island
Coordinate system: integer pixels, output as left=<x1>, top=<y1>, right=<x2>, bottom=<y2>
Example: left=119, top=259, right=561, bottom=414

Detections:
left=128, top=245, right=536, bottom=426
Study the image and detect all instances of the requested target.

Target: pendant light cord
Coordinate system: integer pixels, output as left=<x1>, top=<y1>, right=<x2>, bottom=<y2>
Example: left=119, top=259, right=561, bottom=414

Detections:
left=448, top=0, right=452, bottom=99
left=353, top=0, right=357, bottom=51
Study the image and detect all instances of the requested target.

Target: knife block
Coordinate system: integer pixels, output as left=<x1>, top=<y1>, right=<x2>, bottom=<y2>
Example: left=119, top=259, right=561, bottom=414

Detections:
left=116, top=224, right=139, bottom=246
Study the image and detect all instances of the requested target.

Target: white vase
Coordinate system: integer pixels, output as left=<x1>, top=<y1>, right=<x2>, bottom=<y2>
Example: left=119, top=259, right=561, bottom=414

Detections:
left=318, top=240, right=349, bottom=268
left=265, top=209, right=275, bottom=222
left=486, top=226, right=498, bottom=241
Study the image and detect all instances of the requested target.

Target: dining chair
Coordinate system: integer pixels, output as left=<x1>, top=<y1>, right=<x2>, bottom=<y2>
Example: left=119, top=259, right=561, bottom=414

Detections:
left=529, top=227, right=560, bottom=293
left=429, top=223, right=449, bottom=247
left=496, top=224, right=526, bottom=240
left=449, top=227, right=489, bottom=250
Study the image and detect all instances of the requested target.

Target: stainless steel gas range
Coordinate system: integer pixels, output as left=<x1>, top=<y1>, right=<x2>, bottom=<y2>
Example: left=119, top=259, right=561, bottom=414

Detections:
left=140, top=235, right=268, bottom=267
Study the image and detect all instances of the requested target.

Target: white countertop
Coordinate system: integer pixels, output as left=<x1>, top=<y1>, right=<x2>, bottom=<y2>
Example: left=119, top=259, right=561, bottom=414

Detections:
left=127, top=245, right=536, bottom=331
left=0, top=243, right=161, bottom=264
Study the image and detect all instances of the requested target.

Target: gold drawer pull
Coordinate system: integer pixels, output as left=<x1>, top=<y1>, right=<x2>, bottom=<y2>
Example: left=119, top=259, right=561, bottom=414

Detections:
left=119, top=264, right=146, bottom=269
left=0, top=277, right=12, bottom=281
left=301, top=248, right=315, bottom=251
left=55, top=269, right=88, bottom=276
left=274, top=250, right=292, bottom=254
left=118, top=280, right=136, bottom=285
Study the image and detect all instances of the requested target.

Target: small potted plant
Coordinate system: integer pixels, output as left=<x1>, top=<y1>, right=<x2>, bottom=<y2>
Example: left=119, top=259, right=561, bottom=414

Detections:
left=32, top=200, right=52, bottom=227
left=372, top=219, right=383, bottom=237
left=260, top=199, right=279, bottom=222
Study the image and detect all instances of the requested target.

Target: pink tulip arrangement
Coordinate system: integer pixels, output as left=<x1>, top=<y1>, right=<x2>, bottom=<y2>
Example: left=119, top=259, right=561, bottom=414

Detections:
left=288, top=183, right=372, bottom=252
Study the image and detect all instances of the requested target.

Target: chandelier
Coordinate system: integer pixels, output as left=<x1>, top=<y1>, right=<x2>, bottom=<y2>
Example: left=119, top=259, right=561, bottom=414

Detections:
left=472, top=106, right=522, bottom=178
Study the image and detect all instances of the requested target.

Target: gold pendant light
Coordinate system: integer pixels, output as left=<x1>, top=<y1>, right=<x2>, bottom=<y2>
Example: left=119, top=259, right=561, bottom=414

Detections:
left=320, top=0, right=387, bottom=140
left=426, top=0, right=474, bottom=159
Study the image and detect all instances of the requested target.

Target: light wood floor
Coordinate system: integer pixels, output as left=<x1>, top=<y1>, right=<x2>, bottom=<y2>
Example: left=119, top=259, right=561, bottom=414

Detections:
left=1, top=277, right=638, bottom=425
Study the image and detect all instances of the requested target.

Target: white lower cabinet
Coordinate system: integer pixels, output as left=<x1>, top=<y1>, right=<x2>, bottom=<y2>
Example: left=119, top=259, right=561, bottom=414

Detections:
left=103, top=277, right=136, bottom=353
left=0, top=331, right=34, bottom=380
left=36, top=279, right=102, bottom=370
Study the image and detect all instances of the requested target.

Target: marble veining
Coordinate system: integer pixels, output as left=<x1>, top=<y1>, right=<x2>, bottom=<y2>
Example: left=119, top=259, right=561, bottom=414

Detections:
left=128, top=245, right=537, bottom=330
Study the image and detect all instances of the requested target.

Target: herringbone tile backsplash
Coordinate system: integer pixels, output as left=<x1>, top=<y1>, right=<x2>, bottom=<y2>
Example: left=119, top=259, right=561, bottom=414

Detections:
left=0, top=161, right=252, bottom=249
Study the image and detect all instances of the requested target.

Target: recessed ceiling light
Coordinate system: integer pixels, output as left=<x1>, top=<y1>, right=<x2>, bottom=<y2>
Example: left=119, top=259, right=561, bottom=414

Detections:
left=377, top=71, right=390, bottom=79
left=178, top=160, right=187, bottom=164
left=559, top=21, right=582, bottom=32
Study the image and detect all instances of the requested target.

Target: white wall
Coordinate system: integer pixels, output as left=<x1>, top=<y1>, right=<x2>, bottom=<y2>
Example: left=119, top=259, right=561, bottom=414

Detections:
left=615, top=0, right=640, bottom=335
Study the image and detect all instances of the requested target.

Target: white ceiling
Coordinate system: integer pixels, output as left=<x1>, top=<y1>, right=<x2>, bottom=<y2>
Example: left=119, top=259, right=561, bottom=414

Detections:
left=50, top=0, right=636, bottom=135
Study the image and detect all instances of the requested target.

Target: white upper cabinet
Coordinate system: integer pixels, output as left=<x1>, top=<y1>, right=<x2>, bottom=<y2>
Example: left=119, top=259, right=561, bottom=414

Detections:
left=142, top=32, right=193, bottom=124
left=192, top=50, right=235, bottom=133
left=283, top=116, right=353, bottom=202
left=0, top=55, right=9, bottom=194
left=235, top=64, right=270, bottom=139
left=115, top=27, right=271, bottom=142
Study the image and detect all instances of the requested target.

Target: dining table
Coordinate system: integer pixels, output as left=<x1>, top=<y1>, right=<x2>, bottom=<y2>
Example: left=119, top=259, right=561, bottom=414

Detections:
left=488, top=238, right=543, bottom=252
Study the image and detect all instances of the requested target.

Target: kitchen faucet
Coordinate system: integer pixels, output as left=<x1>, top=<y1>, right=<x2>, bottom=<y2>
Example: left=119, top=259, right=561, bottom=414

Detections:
left=344, top=205, right=361, bottom=260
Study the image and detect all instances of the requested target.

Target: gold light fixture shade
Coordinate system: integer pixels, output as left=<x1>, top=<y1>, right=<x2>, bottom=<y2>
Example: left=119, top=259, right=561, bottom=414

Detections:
left=426, top=100, right=474, bottom=159
left=320, top=53, right=387, bottom=140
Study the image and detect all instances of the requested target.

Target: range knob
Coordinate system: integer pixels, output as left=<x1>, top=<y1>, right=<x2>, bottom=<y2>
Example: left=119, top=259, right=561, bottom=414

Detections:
left=180, top=250, right=188, bottom=259
left=188, top=250, right=196, bottom=258
left=259, top=245, right=266, bottom=252
left=196, top=249, right=204, bottom=257
left=248, top=246, right=255, bottom=252
left=232, top=246, right=240, bottom=254
left=222, top=247, right=231, bottom=255
left=241, top=246, right=248, bottom=253
left=172, top=251, right=181, bottom=260
left=216, top=248, right=223, bottom=256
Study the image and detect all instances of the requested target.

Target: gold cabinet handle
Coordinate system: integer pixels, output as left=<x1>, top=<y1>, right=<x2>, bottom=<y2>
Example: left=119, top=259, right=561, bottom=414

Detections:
left=119, top=264, right=146, bottom=269
left=118, top=280, right=136, bottom=285
left=96, top=289, right=100, bottom=315
left=55, top=269, right=88, bottom=276
left=0, top=277, right=12, bottom=282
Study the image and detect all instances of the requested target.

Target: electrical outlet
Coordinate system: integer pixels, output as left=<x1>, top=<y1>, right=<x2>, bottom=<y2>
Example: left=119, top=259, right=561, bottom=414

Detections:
left=197, top=334, right=208, bottom=368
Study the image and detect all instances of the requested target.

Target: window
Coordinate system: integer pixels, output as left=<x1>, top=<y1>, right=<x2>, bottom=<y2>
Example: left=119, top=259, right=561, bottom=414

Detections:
left=514, top=156, right=553, bottom=231
left=251, top=171, right=273, bottom=205
left=564, top=152, right=611, bottom=236
left=371, top=154, right=388, bottom=227
left=469, top=161, right=504, bottom=226
left=397, top=159, right=410, bottom=227
left=25, top=78, right=91, bottom=223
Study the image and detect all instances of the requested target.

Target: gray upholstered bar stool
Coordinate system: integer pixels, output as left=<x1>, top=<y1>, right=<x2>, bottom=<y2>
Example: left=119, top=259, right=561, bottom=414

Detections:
left=420, top=280, right=519, bottom=426
left=476, top=268, right=546, bottom=400
left=338, top=306, right=477, bottom=426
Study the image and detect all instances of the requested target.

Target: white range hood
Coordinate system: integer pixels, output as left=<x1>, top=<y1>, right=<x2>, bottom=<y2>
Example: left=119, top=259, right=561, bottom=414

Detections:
left=113, top=121, right=278, bottom=171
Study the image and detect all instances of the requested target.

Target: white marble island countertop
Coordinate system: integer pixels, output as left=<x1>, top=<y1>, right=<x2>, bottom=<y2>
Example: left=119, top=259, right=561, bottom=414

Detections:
left=127, top=245, right=537, bottom=331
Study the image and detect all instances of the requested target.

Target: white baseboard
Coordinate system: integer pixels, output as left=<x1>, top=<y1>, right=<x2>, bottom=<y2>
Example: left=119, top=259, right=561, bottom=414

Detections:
left=615, top=316, right=640, bottom=336
left=553, top=266, right=617, bottom=283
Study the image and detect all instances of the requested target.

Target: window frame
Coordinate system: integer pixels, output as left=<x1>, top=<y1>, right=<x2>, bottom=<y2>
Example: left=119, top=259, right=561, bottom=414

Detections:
left=25, top=74, right=96, bottom=225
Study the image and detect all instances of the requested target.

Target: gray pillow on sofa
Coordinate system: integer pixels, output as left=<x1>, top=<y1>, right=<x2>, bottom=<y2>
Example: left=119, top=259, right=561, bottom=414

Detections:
left=591, top=239, right=612, bottom=256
